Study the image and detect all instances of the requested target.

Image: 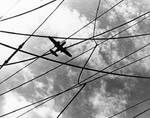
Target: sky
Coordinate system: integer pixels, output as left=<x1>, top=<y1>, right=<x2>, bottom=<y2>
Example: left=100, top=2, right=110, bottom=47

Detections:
left=0, top=0, right=150, bottom=118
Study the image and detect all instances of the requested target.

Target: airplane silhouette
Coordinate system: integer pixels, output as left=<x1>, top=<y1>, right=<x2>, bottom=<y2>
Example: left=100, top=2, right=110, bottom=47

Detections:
left=48, top=37, right=72, bottom=57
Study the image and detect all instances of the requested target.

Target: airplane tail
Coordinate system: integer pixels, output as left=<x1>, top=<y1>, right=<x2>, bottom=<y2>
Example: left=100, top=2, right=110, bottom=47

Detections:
left=50, top=49, right=58, bottom=57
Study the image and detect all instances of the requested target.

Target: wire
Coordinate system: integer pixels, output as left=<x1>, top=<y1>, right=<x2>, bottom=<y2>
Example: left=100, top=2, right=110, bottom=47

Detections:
left=0, top=0, right=149, bottom=117
left=0, top=14, right=149, bottom=68
left=0, top=11, right=149, bottom=87
left=0, top=0, right=124, bottom=39
left=57, top=84, right=86, bottom=118
left=0, top=0, right=64, bottom=71
left=57, top=1, right=102, bottom=117
left=0, top=0, right=124, bottom=88
left=0, top=0, right=57, bottom=22
left=1, top=30, right=150, bottom=41
left=0, top=50, right=50, bottom=85
left=133, top=108, right=150, bottom=118
left=0, top=0, right=127, bottom=88
left=67, top=10, right=150, bottom=49
left=77, top=0, right=101, bottom=84
left=108, top=97, right=150, bottom=118
left=1, top=39, right=150, bottom=102
left=2, top=50, right=150, bottom=118
left=0, top=0, right=147, bottom=71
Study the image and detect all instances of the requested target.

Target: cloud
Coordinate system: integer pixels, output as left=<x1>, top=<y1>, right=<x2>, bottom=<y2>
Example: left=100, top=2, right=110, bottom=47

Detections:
left=89, top=81, right=127, bottom=118
left=1, top=91, right=59, bottom=118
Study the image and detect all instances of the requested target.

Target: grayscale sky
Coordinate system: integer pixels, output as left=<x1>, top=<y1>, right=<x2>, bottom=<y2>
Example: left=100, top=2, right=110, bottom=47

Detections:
left=0, top=0, right=150, bottom=118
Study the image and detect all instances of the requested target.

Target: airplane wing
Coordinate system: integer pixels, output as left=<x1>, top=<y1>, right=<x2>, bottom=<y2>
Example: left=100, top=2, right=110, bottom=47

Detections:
left=61, top=48, right=72, bottom=57
left=50, top=49, right=58, bottom=56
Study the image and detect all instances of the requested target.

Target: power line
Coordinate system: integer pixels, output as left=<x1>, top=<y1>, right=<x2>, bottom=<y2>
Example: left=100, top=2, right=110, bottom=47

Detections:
left=0, top=50, right=50, bottom=85
left=108, top=97, right=150, bottom=118
left=0, top=31, right=149, bottom=68
left=0, top=0, right=64, bottom=71
left=1, top=39, right=150, bottom=101
left=0, top=0, right=147, bottom=71
left=0, top=0, right=57, bottom=22
left=0, top=0, right=149, bottom=117
left=58, top=1, right=102, bottom=117
left=77, top=0, right=101, bottom=84
left=2, top=50, right=150, bottom=117
left=0, top=12, right=149, bottom=87
left=2, top=50, right=150, bottom=118
left=1, top=41, right=150, bottom=79
left=0, top=0, right=124, bottom=77
left=1, top=29, right=150, bottom=41
left=71, top=8, right=150, bottom=48
left=84, top=13, right=150, bottom=81
left=57, top=84, right=86, bottom=118
left=0, top=0, right=126, bottom=88
left=133, top=107, right=150, bottom=118
left=67, top=10, right=150, bottom=48
left=0, top=0, right=125, bottom=40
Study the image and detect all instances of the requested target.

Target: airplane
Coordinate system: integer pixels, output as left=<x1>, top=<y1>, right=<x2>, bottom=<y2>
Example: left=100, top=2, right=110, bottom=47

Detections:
left=48, top=36, right=72, bottom=57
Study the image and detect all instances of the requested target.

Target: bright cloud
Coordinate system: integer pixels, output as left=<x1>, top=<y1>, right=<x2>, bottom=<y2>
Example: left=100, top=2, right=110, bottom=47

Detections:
left=1, top=91, right=59, bottom=118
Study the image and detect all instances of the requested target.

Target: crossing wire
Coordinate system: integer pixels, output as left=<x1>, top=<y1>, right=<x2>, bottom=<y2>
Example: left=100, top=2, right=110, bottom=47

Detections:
left=0, top=8, right=149, bottom=69
left=0, top=8, right=149, bottom=88
left=0, top=0, right=125, bottom=40
left=0, top=0, right=57, bottom=22
left=77, top=13, right=150, bottom=84
left=0, top=0, right=65, bottom=70
left=2, top=37, right=150, bottom=117
left=57, top=84, right=86, bottom=118
left=1, top=34, right=150, bottom=101
left=0, top=0, right=149, bottom=117
left=0, top=0, right=125, bottom=86
left=0, top=4, right=149, bottom=118
left=0, top=0, right=150, bottom=117
left=13, top=1, right=150, bottom=117
left=18, top=47, right=150, bottom=118
left=77, top=0, right=102, bottom=83
left=58, top=0, right=102, bottom=117
left=2, top=50, right=150, bottom=118
left=1, top=10, right=149, bottom=87
left=0, top=10, right=150, bottom=90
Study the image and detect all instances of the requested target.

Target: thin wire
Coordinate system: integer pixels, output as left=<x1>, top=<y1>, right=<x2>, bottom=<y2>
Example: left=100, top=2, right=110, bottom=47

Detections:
left=108, top=97, right=150, bottom=118
left=57, top=1, right=102, bottom=117
left=2, top=50, right=150, bottom=118
left=2, top=51, right=150, bottom=118
left=0, top=0, right=57, bottom=22
left=57, top=84, right=86, bottom=118
left=77, top=0, right=101, bottom=83
left=67, top=10, right=150, bottom=48
left=0, top=0, right=125, bottom=40
left=0, top=0, right=130, bottom=88
left=0, top=0, right=124, bottom=86
left=1, top=30, right=150, bottom=41
left=0, top=14, right=149, bottom=68
left=1, top=38, right=150, bottom=100
left=0, top=0, right=147, bottom=71
left=0, top=7, right=149, bottom=86
left=0, top=0, right=64, bottom=71
left=0, top=0, right=150, bottom=117
left=81, top=14, right=150, bottom=82
left=0, top=50, right=50, bottom=85
left=132, top=108, right=150, bottom=118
